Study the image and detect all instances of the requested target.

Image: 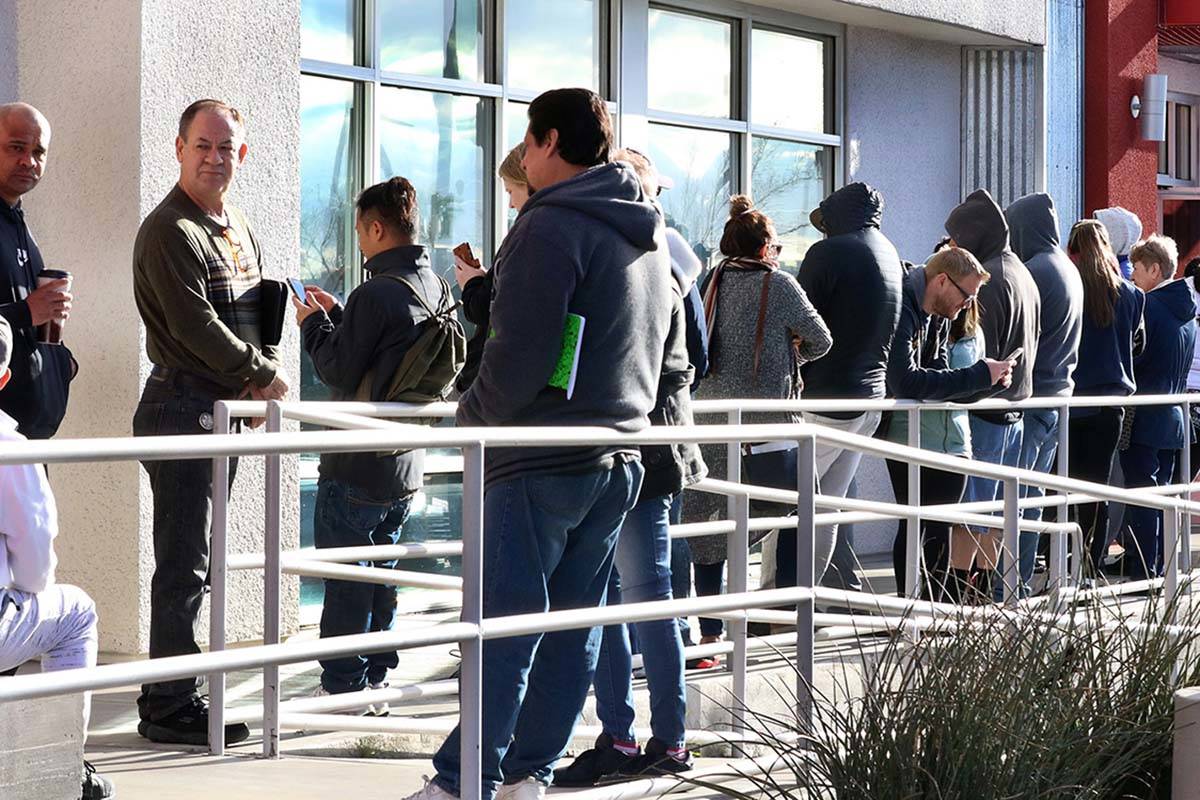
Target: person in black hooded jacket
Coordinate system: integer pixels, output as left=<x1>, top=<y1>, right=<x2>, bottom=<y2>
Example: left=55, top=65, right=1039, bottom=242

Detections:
left=795, top=182, right=902, bottom=592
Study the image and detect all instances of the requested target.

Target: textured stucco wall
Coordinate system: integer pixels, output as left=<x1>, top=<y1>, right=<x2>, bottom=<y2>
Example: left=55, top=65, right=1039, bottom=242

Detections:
left=0, top=0, right=16, bottom=102
left=1161, top=55, right=1200, bottom=98
left=764, top=0, right=1045, bottom=45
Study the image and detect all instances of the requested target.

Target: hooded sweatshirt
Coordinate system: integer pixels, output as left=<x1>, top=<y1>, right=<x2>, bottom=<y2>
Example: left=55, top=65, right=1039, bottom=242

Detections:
left=944, top=189, right=1041, bottom=415
left=797, top=182, right=903, bottom=415
left=457, top=162, right=672, bottom=485
left=1095, top=207, right=1142, bottom=281
left=1006, top=193, right=1084, bottom=397
left=1130, top=278, right=1197, bottom=449
left=665, top=227, right=709, bottom=388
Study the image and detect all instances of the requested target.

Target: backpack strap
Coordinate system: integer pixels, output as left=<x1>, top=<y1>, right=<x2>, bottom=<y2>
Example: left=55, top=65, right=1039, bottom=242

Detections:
left=375, top=273, right=455, bottom=319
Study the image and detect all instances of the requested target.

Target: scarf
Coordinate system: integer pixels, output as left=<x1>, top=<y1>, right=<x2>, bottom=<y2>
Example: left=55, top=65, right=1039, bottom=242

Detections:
left=701, top=255, right=776, bottom=345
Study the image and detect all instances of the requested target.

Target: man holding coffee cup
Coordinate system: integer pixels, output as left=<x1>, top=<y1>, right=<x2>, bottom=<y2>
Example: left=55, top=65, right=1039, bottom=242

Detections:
left=0, top=102, right=76, bottom=440
left=132, top=98, right=289, bottom=746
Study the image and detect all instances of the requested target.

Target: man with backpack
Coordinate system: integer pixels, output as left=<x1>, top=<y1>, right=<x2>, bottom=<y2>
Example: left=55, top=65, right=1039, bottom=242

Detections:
left=295, top=175, right=464, bottom=705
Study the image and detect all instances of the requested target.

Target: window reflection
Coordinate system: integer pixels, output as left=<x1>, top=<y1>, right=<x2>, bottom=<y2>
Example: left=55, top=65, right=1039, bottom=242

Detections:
left=379, top=0, right=484, bottom=81
left=750, top=138, right=827, bottom=272
left=648, top=8, right=732, bottom=118
left=506, top=0, right=600, bottom=93
left=751, top=28, right=826, bottom=133
left=647, top=124, right=733, bottom=268
left=301, top=0, right=355, bottom=64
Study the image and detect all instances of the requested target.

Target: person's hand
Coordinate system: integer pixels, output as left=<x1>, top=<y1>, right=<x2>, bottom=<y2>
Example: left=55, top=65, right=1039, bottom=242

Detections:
left=261, top=369, right=290, bottom=401
left=984, top=358, right=1014, bottom=388
left=304, top=285, right=338, bottom=312
left=292, top=292, right=316, bottom=325
left=26, top=279, right=71, bottom=327
left=454, top=255, right=486, bottom=290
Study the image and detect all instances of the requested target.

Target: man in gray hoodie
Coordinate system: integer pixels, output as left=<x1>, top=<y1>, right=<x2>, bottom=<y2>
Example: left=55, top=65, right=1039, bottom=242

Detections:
left=945, top=189, right=1041, bottom=596
left=413, top=89, right=672, bottom=800
left=1005, top=193, right=1083, bottom=594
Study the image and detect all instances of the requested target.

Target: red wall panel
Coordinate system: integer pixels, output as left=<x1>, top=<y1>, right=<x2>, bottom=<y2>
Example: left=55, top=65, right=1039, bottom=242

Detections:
left=1163, top=0, right=1200, bottom=25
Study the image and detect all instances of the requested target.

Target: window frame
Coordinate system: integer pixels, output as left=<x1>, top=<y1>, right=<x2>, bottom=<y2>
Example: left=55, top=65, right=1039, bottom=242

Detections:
left=1159, top=91, right=1200, bottom=190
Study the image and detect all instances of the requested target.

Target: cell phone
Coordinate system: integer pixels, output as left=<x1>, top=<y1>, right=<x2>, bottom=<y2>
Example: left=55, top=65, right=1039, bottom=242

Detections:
left=287, top=277, right=308, bottom=303
left=453, top=242, right=480, bottom=268
left=1004, top=347, right=1024, bottom=362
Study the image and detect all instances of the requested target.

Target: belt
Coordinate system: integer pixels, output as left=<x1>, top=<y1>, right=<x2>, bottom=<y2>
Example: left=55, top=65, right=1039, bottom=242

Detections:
left=148, top=365, right=241, bottom=399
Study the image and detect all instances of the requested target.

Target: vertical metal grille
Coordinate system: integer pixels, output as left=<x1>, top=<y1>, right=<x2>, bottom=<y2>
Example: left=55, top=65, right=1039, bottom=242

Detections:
left=1046, top=0, right=1084, bottom=238
left=962, top=47, right=1042, bottom=209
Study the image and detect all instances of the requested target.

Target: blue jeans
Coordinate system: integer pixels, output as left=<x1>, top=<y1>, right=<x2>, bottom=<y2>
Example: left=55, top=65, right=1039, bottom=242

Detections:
left=314, top=479, right=414, bottom=693
left=1119, top=444, right=1176, bottom=579
left=432, top=461, right=643, bottom=799
left=590, top=494, right=685, bottom=749
left=962, top=416, right=1023, bottom=596
left=1017, top=408, right=1059, bottom=591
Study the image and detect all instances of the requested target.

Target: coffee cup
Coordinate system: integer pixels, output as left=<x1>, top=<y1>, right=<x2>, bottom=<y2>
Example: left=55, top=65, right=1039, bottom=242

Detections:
left=35, top=269, right=71, bottom=345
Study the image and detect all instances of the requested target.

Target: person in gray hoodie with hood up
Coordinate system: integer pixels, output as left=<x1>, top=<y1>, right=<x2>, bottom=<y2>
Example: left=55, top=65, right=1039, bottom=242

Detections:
left=1005, top=192, right=1083, bottom=594
left=414, top=89, right=672, bottom=800
left=944, top=189, right=1041, bottom=597
left=1095, top=206, right=1143, bottom=281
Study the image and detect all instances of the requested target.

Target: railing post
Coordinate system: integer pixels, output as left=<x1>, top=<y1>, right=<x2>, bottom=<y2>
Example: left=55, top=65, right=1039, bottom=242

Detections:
left=729, top=492, right=750, bottom=731
left=1052, top=402, right=1070, bottom=594
left=1166, top=507, right=1181, bottom=608
left=1181, top=400, right=1191, bottom=582
left=262, top=401, right=283, bottom=758
left=1002, top=477, right=1020, bottom=607
left=795, top=434, right=816, bottom=731
left=459, top=443, right=485, bottom=800
left=208, top=401, right=231, bottom=756
left=905, top=408, right=922, bottom=600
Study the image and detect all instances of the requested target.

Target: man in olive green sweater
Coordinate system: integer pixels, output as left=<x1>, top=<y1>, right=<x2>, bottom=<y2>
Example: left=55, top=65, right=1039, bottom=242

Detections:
left=131, top=99, right=288, bottom=746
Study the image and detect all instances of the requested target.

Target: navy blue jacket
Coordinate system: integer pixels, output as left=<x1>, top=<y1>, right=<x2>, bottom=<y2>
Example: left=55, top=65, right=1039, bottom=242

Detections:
left=1073, top=280, right=1144, bottom=407
left=1130, top=279, right=1197, bottom=449
left=0, top=202, right=74, bottom=439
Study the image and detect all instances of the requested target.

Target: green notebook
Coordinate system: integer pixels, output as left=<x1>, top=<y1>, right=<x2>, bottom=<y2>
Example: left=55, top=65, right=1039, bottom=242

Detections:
left=548, top=312, right=586, bottom=399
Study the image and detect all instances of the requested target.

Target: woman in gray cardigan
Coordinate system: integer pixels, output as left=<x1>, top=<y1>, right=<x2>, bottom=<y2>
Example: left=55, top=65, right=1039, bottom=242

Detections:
left=682, top=195, right=831, bottom=649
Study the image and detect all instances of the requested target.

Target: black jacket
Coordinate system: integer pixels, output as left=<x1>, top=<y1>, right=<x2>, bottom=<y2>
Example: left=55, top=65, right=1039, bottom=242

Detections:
left=455, top=272, right=492, bottom=394
left=302, top=245, right=450, bottom=500
left=797, top=183, right=903, bottom=413
left=0, top=201, right=74, bottom=439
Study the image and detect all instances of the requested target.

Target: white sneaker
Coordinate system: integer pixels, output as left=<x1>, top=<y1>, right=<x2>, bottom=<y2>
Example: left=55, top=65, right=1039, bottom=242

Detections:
left=496, top=777, right=547, bottom=800
left=401, top=777, right=458, bottom=800
left=366, top=681, right=390, bottom=717
left=310, top=684, right=368, bottom=716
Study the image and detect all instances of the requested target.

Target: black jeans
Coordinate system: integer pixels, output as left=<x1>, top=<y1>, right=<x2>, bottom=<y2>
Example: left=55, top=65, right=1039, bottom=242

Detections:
left=133, top=369, right=239, bottom=722
left=886, top=461, right=966, bottom=600
left=693, top=561, right=725, bottom=637
left=1068, top=407, right=1124, bottom=575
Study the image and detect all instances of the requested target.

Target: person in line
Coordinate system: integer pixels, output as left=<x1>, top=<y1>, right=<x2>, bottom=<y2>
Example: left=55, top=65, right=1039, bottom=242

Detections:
left=681, top=195, right=830, bottom=654
left=0, top=102, right=75, bottom=440
left=1182, top=257, right=1200, bottom=479
left=297, top=176, right=459, bottom=707
left=943, top=189, right=1041, bottom=598
left=1095, top=206, right=1143, bottom=281
left=881, top=246, right=1012, bottom=600
left=1005, top=192, right=1084, bottom=594
left=796, top=182, right=903, bottom=593
left=410, top=88, right=671, bottom=800
left=1065, top=220, right=1145, bottom=578
left=132, top=99, right=288, bottom=745
left=0, top=317, right=113, bottom=799
left=1121, top=235, right=1195, bottom=580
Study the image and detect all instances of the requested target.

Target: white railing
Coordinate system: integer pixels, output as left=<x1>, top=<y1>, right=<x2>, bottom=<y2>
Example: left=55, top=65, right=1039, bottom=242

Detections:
left=0, top=392, right=1196, bottom=800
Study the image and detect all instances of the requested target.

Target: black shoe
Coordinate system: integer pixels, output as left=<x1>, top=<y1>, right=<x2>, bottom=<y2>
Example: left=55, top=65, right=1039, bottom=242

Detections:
left=137, top=696, right=250, bottom=746
left=617, top=737, right=693, bottom=779
left=552, top=733, right=637, bottom=787
left=81, top=760, right=114, bottom=799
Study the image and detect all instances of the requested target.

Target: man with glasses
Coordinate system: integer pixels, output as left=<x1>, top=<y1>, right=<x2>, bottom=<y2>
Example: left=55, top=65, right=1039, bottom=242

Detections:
left=131, top=99, right=289, bottom=746
left=944, top=189, right=1042, bottom=599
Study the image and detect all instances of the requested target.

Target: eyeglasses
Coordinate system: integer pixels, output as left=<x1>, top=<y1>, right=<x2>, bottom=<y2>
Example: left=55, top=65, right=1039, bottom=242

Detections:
left=944, top=272, right=977, bottom=307
left=767, top=242, right=784, bottom=259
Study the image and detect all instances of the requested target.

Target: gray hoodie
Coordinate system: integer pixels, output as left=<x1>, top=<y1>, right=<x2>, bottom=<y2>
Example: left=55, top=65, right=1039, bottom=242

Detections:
left=457, top=162, right=672, bottom=485
left=1005, top=193, right=1083, bottom=397
left=944, top=189, right=1041, bottom=409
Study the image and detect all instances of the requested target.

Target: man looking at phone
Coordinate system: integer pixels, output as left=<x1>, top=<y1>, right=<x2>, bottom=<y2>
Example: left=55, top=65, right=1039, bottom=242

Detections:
left=294, top=175, right=456, bottom=703
left=132, top=99, right=288, bottom=745
left=0, top=102, right=75, bottom=439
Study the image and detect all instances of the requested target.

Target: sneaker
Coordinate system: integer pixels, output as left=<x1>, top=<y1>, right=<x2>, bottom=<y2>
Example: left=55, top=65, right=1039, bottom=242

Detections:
left=617, top=737, right=693, bottom=779
left=401, top=777, right=457, bottom=800
left=496, top=777, right=546, bottom=800
left=552, top=733, right=637, bottom=787
left=311, top=684, right=368, bottom=716
left=137, top=696, right=250, bottom=746
left=366, top=681, right=390, bottom=717
left=80, top=760, right=114, bottom=799
left=686, top=656, right=720, bottom=670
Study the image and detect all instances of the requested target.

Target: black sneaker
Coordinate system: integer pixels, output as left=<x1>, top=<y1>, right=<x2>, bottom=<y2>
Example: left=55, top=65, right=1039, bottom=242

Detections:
left=81, top=760, right=114, bottom=799
left=137, top=696, right=250, bottom=746
left=552, top=733, right=637, bottom=787
left=617, top=737, right=692, bottom=779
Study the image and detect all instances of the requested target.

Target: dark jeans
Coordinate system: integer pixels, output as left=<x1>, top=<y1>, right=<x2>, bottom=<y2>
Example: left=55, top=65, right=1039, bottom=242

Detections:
left=693, top=561, right=725, bottom=637
left=886, top=461, right=966, bottom=600
left=132, top=369, right=238, bottom=722
left=1119, top=444, right=1176, bottom=580
left=315, top=478, right=414, bottom=693
left=1068, top=407, right=1124, bottom=575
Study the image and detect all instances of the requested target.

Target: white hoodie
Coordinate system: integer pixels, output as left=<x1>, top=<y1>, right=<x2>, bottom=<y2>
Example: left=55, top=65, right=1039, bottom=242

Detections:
left=1094, top=206, right=1143, bottom=257
left=0, top=409, right=57, bottom=593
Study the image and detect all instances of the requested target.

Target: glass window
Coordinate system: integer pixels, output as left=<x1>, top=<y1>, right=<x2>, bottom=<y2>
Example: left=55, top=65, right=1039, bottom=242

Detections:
left=506, top=0, right=601, bottom=93
left=751, top=138, right=827, bottom=272
left=378, top=88, right=490, bottom=286
left=1177, top=103, right=1193, bottom=182
left=505, top=101, right=529, bottom=153
left=647, top=123, right=734, bottom=267
left=752, top=28, right=827, bottom=133
left=301, top=0, right=356, bottom=64
left=379, top=0, right=484, bottom=81
left=647, top=9, right=732, bottom=118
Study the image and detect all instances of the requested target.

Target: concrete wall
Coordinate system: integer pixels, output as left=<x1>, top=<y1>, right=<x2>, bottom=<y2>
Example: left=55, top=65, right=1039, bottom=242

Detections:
left=1161, top=55, right=1200, bottom=97
left=9, top=0, right=302, bottom=654
left=766, top=0, right=1045, bottom=46
left=0, top=0, right=15, bottom=102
